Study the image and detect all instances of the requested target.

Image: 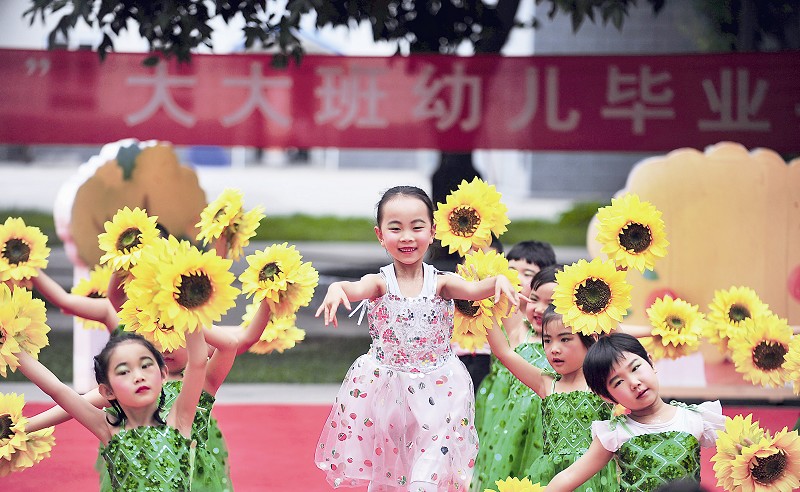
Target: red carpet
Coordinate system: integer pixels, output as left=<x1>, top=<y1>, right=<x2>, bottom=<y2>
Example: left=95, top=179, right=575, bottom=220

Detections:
left=4, top=403, right=798, bottom=491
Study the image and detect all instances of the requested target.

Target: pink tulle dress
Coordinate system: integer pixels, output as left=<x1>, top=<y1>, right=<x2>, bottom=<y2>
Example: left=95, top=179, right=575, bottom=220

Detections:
left=315, top=263, right=479, bottom=490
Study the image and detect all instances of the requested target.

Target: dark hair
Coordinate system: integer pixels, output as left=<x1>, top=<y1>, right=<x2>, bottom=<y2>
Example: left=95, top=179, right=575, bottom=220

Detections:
left=375, top=185, right=434, bottom=226
left=489, top=234, right=504, bottom=254
left=583, top=333, right=652, bottom=402
left=531, top=264, right=559, bottom=292
left=506, top=240, right=556, bottom=269
left=93, top=333, right=167, bottom=427
left=541, top=304, right=595, bottom=350
left=155, top=222, right=170, bottom=238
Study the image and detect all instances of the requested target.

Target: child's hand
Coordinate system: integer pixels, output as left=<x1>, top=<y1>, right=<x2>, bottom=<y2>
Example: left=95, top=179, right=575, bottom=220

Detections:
left=314, top=283, right=351, bottom=328
left=493, top=275, right=520, bottom=310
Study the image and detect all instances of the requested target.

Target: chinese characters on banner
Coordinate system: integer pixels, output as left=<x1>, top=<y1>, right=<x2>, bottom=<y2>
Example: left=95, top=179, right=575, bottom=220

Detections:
left=0, top=49, right=798, bottom=152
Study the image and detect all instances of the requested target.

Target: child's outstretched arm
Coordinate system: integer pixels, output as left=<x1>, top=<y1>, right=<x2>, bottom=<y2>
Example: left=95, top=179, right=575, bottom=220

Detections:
left=25, top=387, right=109, bottom=432
left=168, top=328, right=209, bottom=438
left=17, top=351, right=110, bottom=442
left=32, top=270, right=119, bottom=332
left=233, top=299, right=272, bottom=355
left=545, top=436, right=614, bottom=491
left=439, top=274, right=520, bottom=310
left=315, top=274, right=383, bottom=327
left=486, top=324, right=550, bottom=398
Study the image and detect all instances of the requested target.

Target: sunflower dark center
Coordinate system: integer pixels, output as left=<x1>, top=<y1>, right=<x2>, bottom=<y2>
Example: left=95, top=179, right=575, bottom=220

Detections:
left=752, top=341, right=787, bottom=371
left=448, top=207, right=481, bottom=237
left=115, top=228, right=142, bottom=252
left=175, top=273, right=212, bottom=309
left=3, top=238, right=31, bottom=265
left=158, top=324, right=175, bottom=333
left=259, top=262, right=281, bottom=282
left=618, top=222, right=652, bottom=254
left=213, top=208, right=227, bottom=221
left=751, top=449, right=787, bottom=485
left=454, top=299, right=480, bottom=317
left=0, top=413, right=14, bottom=440
left=575, top=278, right=612, bottom=314
left=728, top=303, right=751, bottom=323
left=666, top=316, right=685, bottom=331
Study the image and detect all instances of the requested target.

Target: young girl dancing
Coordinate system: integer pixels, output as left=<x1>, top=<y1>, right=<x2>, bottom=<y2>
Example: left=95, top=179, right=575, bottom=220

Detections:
left=314, top=185, right=519, bottom=492
left=545, top=333, right=724, bottom=491
left=470, top=265, right=557, bottom=492
left=487, top=305, right=619, bottom=491
left=17, top=330, right=207, bottom=491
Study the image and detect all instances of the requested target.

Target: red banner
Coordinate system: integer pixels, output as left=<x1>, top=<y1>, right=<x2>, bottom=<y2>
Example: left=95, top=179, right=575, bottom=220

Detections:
left=0, top=49, right=798, bottom=152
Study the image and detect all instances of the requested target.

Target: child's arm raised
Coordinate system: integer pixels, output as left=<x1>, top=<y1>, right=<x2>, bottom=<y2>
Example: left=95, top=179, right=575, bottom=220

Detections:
left=25, top=387, right=109, bottom=432
left=32, top=270, right=118, bottom=332
left=315, top=274, right=383, bottom=327
left=168, top=329, right=209, bottom=438
left=486, top=324, right=550, bottom=398
left=233, top=299, right=272, bottom=355
left=439, top=274, right=520, bottom=309
left=545, top=436, right=614, bottom=491
left=201, top=325, right=238, bottom=396
left=17, top=351, right=110, bottom=442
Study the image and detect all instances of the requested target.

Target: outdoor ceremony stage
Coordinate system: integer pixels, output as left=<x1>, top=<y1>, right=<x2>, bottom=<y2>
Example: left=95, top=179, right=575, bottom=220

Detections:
left=4, top=402, right=799, bottom=491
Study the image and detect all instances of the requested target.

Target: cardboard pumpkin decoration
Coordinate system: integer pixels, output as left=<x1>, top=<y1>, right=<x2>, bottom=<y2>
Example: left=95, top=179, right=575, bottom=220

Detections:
left=587, top=142, right=800, bottom=329
left=54, top=139, right=207, bottom=268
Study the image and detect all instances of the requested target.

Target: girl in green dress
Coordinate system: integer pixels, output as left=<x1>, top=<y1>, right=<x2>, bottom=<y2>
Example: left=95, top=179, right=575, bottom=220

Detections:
left=470, top=265, right=557, bottom=492
left=546, top=333, right=724, bottom=491
left=488, top=305, right=619, bottom=491
left=17, top=330, right=207, bottom=491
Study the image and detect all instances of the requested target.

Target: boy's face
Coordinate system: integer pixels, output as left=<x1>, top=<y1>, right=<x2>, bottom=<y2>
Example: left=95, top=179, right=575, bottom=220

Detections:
left=508, top=259, right=539, bottom=298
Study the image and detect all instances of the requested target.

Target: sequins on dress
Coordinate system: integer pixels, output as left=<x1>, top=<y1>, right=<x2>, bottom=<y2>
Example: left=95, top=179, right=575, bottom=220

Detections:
left=100, top=424, right=194, bottom=492
left=316, top=263, right=479, bottom=490
left=592, top=400, right=724, bottom=491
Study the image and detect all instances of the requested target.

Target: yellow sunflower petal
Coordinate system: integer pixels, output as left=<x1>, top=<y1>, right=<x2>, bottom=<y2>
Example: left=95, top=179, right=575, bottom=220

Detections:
left=552, top=258, right=632, bottom=336
left=97, top=207, right=160, bottom=271
left=783, top=338, right=800, bottom=395
left=595, top=194, right=668, bottom=273
left=729, top=313, right=794, bottom=387
left=712, top=414, right=770, bottom=491
left=433, top=177, right=509, bottom=256
left=8, top=286, right=50, bottom=358
left=226, top=206, right=265, bottom=261
left=0, top=217, right=50, bottom=282
left=3, top=426, right=55, bottom=476
left=195, top=188, right=244, bottom=245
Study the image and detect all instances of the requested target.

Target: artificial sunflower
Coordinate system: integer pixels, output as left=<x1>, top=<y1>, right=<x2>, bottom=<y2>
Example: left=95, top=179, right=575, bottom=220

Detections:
left=433, top=177, right=509, bottom=256
left=247, top=313, right=306, bottom=355
left=484, top=476, right=544, bottom=492
left=8, top=286, right=50, bottom=359
left=706, top=286, right=771, bottom=353
left=195, top=188, right=244, bottom=246
left=239, top=243, right=319, bottom=317
left=552, top=258, right=632, bottom=336
left=267, top=262, right=319, bottom=318
left=729, top=428, right=800, bottom=492
left=118, top=301, right=185, bottom=352
left=452, top=250, right=519, bottom=343
left=225, top=206, right=265, bottom=261
left=97, top=207, right=160, bottom=271
left=0, top=426, right=55, bottom=477
left=0, top=217, right=50, bottom=282
left=783, top=337, right=800, bottom=396
left=712, top=414, right=769, bottom=491
left=728, top=313, right=795, bottom=388
left=133, top=239, right=239, bottom=333
left=0, top=393, right=28, bottom=475
left=71, top=264, right=114, bottom=330
left=595, top=194, right=669, bottom=273
left=643, top=295, right=704, bottom=360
